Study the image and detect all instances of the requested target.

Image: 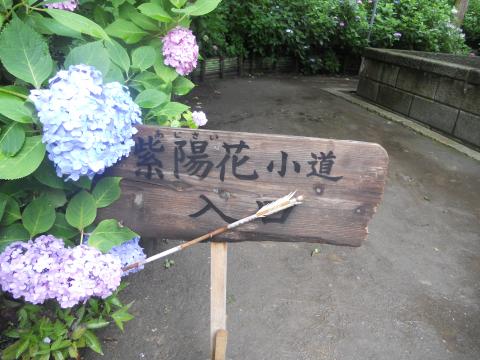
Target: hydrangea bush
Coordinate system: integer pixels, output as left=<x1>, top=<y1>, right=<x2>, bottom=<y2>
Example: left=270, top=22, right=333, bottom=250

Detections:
left=0, top=0, right=221, bottom=358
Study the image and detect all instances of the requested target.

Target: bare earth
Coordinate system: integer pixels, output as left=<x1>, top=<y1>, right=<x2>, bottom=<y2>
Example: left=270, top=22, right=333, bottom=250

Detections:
left=88, top=75, right=480, bottom=360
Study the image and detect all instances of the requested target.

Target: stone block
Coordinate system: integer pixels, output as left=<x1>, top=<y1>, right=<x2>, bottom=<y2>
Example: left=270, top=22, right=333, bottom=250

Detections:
left=357, top=77, right=379, bottom=101
left=360, top=58, right=383, bottom=82
left=376, top=84, right=413, bottom=115
left=396, top=67, right=440, bottom=99
left=435, top=77, right=465, bottom=108
left=409, top=96, right=458, bottom=133
left=454, top=111, right=480, bottom=147
left=380, top=64, right=399, bottom=87
left=461, top=83, right=480, bottom=116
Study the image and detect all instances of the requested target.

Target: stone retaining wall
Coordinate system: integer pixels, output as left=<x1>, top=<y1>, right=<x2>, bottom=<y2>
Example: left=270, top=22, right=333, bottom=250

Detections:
left=357, top=48, right=480, bottom=147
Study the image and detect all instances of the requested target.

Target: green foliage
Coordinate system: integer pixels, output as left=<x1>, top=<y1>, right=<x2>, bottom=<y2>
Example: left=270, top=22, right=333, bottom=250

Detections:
left=0, top=0, right=220, bottom=357
left=1, top=285, right=133, bottom=360
left=463, top=0, right=480, bottom=50
left=196, top=0, right=471, bottom=74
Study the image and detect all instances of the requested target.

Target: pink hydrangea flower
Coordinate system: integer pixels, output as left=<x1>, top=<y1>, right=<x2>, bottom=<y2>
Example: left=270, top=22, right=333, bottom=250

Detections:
left=192, top=111, right=208, bottom=127
left=162, top=26, right=199, bottom=76
left=45, top=0, right=78, bottom=11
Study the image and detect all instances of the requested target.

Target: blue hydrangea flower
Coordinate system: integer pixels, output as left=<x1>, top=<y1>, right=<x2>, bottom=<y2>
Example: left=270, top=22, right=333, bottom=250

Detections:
left=29, top=65, right=142, bottom=181
left=108, top=237, right=146, bottom=276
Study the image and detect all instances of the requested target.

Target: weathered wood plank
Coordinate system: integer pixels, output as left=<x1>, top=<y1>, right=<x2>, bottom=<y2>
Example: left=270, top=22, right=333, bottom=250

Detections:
left=210, top=242, right=227, bottom=358
left=99, top=125, right=388, bottom=246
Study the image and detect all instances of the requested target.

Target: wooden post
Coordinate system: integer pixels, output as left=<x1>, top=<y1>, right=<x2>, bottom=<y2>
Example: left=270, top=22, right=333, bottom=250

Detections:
left=211, top=242, right=227, bottom=360
left=454, top=0, right=469, bottom=25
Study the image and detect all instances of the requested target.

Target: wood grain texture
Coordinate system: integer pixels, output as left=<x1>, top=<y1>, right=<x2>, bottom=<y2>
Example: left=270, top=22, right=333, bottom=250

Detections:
left=98, top=125, right=389, bottom=246
left=210, top=243, right=227, bottom=358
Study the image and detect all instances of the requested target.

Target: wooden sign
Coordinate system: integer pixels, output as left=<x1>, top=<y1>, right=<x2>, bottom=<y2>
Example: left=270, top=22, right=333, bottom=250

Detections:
left=99, top=125, right=388, bottom=246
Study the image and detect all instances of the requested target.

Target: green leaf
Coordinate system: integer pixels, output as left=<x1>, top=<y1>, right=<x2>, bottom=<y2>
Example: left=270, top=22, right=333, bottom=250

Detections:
left=64, top=41, right=110, bottom=76
left=138, top=3, right=173, bottom=22
left=51, top=339, right=71, bottom=351
left=65, top=191, right=97, bottom=230
left=111, top=303, right=134, bottom=331
left=119, top=3, right=158, bottom=31
left=0, top=196, right=21, bottom=225
left=85, top=319, right=110, bottom=329
left=41, top=189, right=67, bottom=208
left=131, top=46, right=157, bottom=71
left=28, top=12, right=82, bottom=39
left=171, top=0, right=221, bottom=16
left=155, top=101, right=189, bottom=118
left=52, top=351, right=65, bottom=360
left=104, top=64, right=124, bottom=83
left=172, top=76, right=195, bottom=96
left=22, top=197, right=56, bottom=237
left=105, top=39, right=130, bottom=73
left=170, top=0, right=187, bottom=9
left=154, top=57, right=178, bottom=82
left=50, top=213, right=78, bottom=240
left=0, top=223, right=29, bottom=252
left=0, top=0, right=12, bottom=12
left=92, top=177, right=122, bottom=208
left=34, top=160, right=65, bottom=190
left=83, top=330, right=103, bottom=355
left=135, top=89, right=168, bottom=108
left=0, top=17, right=53, bottom=88
left=88, top=219, right=138, bottom=253
left=105, top=19, right=147, bottom=44
left=0, top=136, right=46, bottom=180
left=0, top=92, right=33, bottom=123
left=46, top=9, right=109, bottom=40
left=0, top=122, right=25, bottom=156
left=130, top=71, right=164, bottom=91
left=0, top=193, right=7, bottom=221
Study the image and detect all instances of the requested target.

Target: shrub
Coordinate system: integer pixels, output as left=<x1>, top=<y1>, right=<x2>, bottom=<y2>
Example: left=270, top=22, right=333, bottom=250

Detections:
left=464, top=0, right=480, bottom=50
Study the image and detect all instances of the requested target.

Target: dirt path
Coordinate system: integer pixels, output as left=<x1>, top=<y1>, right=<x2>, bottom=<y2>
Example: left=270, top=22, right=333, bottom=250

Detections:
left=89, top=75, right=480, bottom=360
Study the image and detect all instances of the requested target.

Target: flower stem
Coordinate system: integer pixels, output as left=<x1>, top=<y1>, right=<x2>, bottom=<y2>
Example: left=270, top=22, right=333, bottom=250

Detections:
left=80, top=229, right=84, bottom=245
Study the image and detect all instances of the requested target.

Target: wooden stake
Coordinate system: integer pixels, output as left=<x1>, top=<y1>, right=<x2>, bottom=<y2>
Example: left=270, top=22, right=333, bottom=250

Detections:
left=211, top=242, right=227, bottom=360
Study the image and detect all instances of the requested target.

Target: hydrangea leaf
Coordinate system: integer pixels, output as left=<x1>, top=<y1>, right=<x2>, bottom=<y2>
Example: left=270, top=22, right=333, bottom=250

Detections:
left=64, top=41, right=111, bottom=76
left=0, top=223, right=29, bottom=252
left=138, top=3, right=173, bottom=22
left=105, top=39, right=130, bottom=73
left=22, top=197, right=56, bottom=237
left=88, top=219, right=138, bottom=253
left=104, top=64, right=125, bottom=83
left=0, top=17, right=53, bottom=88
left=0, top=92, right=33, bottom=123
left=28, top=12, right=82, bottom=39
left=172, top=76, right=195, bottom=96
left=40, top=189, right=67, bottom=209
left=0, top=196, right=21, bottom=226
left=119, top=3, right=158, bottom=31
left=131, top=46, right=157, bottom=71
left=0, top=136, right=46, bottom=180
left=0, top=123, right=25, bottom=157
left=171, top=0, right=221, bottom=16
left=135, top=89, right=168, bottom=108
left=154, top=57, right=178, bottom=82
left=50, top=213, right=78, bottom=240
left=105, top=19, right=147, bottom=44
left=92, top=177, right=122, bottom=208
left=66, top=191, right=97, bottom=230
left=0, top=193, right=8, bottom=221
left=154, top=101, right=189, bottom=118
left=170, top=0, right=187, bottom=9
left=0, top=0, right=12, bottom=12
left=33, top=160, right=66, bottom=190
left=45, top=9, right=109, bottom=40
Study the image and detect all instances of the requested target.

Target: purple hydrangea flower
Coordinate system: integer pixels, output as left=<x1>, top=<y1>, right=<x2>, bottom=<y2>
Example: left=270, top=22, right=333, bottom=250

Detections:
left=29, top=65, right=142, bottom=181
left=108, top=237, right=146, bottom=276
left=0, top=235, right=122, bottom=308
left=192, top=111, right=208, bottom=127
left=45, top=0, right=78, bottom=11
left=394, top=32, right=402, bottom=39
left=162, top=27, right=199, bottom=76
